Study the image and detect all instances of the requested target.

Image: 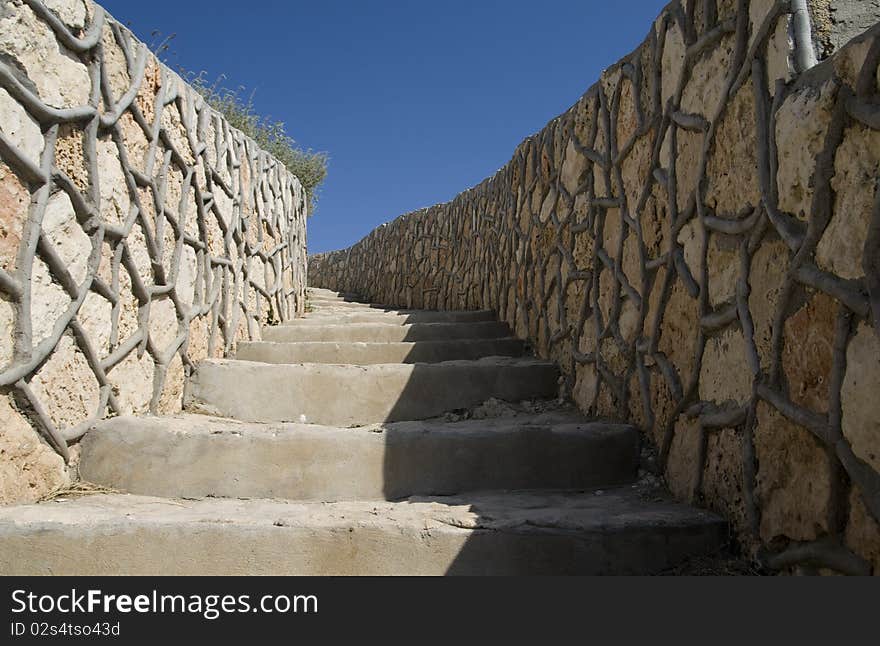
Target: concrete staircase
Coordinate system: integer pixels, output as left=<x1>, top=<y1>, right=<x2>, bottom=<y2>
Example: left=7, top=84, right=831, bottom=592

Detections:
left=0, top=288, right=726, bottom=575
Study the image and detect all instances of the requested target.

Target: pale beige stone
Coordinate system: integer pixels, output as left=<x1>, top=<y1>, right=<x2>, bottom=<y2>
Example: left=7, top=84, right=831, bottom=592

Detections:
left=0, top=162, right=29, bottom=272
left=845, top=486, right=880, bottom=574
left=30, top=256, right=71, bottom=347
left=674, top=129, right=703, bottom=211
left=212, top=184, right=234, bottom=229
left=126, top=221, right=153, bottom=286
left=78, top=291, right=112, bottom=354
left=816, top=123, right=880, bottom=279
left=775, top=78, right=837, bottom=219
left=755, top=402, right=832, bottom=543
left=177, top=244, right=198, bottom=309
left=841, top=323, right=880, bottom=473
left=100, top=22, right=131, bottom=106
left=782, top=291, right=836, bottom=413
left=699, top=329, right=753, bottom=404
left=0, top=298, right=13, bottom=367
left=30, top=334, right=101, bottom=429
left=658, top=279, right=699, bottom=382
left=702, top=427, right=750, bottom=539
left=0, top=1, right=90, bottom=109
left=54, top=124, right=89, bottom=192
left=160, top=101, right=194, bottom=165
left=748, top=239, right=789, bottom=368
left=560, top=139, right=585, bottom=195
left=680, top=34, right=735, bottom=117
left=149, top=297, right=179, bottom=355
left=765, top=14, right=795, bottom=93
left=619, top=130, right=653, bottom=212
left=43, top=0, right=87, bottom=30
left=706, top=235, right=739, bottom=307
left=705, top=80, right=759, bottom=213
left=119, top=111, right=149, bottom=174
left=109, top=350, right=154, bottom=415
left=0, top=88, right=43, bottom=166
left=661, top=20, right=686, bottom=106
left=572, top=362, right=598, bottom=411
left=157, top=352, right=185, bottom=414
left=42, top=191, right=91, bottom=284
left=677, top=217, right=704, bottom=287
left=96, top=137, right=131, bottom=225
left=0, top=394, right=68, bottom=505
left=666, top=416, right=700, bottom=501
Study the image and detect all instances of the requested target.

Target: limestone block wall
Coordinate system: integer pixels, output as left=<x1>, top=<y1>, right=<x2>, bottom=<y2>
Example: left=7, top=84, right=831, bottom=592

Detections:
left=0, top=0, right=308, bottom=503
left=310, top=0, right=880, bottom=573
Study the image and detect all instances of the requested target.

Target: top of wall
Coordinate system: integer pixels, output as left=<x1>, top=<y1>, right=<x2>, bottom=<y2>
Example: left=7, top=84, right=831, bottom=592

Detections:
left=0, top=0, right=304, bottom=194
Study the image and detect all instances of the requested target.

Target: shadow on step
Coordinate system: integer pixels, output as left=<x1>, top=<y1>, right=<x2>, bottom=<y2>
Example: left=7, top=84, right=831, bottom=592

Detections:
left=377, top=382, right=724, bottom=574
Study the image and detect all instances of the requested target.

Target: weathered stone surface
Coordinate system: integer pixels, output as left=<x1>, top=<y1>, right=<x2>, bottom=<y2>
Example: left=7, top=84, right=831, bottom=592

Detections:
left=841, top=323, right=880, bottom=473
left=748, top=238, right=789, bottom=367
left=700, top=330, right=754, bottom=403
left=775, top=78, right=837, bottom=219
left=0, top=162, right=29, bottom=273
left=54, top=124, right=89, bottom=192
left=658, top=280, right=700, bottom=383
left=95, top=138, right=130, bottom=226
left=846, top=486, right=880, bottom=574
left=755, top=402, right=833, bottom=543
left=42, top=191, right=90, bottom=284
left=0, top=88, right=43, bottom=166
left=0, top=1, right=90, bottom=108
left=782, top=291, right=836, bottom=413
left=666, top=416, right=700, bottom=501
left=705, top=81, right=759, bottom=213
left=817, top=122, right=880, bottom=279
left=80, top=413, right=639, bottom=500
left=30, top=255, right=71, bottom=346
left=0, top=394, right=68, bottom=505
left=0, top=490, right=726, bottom=575
left=30, top=334, right=101, bottom=429
left=702, top=427, right=750, bottom=539
left=661, top=20, right=686, bottom=106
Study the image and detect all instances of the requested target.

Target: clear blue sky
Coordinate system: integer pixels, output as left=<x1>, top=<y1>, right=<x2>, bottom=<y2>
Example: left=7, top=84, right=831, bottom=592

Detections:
left=101, top=0, right=667, bottom=254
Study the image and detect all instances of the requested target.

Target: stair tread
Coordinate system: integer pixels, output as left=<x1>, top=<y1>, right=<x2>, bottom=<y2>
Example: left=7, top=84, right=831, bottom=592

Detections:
left=0, top=489, right=725, bottom=575
left=185, top=357, right=560, bottom=425
left=78, top=412, right=639, bottom=500
left=235, top=338, right=525, bottom=364
left=0, top=489, right=722, bottom=533
left=91, top=410, right=617, bottom=435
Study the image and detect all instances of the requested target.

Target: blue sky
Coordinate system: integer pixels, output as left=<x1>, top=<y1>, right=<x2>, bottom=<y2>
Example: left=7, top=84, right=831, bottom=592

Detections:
left=101, top=0, right=668, bottom=253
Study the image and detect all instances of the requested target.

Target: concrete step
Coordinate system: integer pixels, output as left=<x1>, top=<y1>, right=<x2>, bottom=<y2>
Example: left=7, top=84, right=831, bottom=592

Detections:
left=236, top=338, right=525, bottom=364
left=262, top=320, right=512, bottom=343
left=79, top=414, right=639, bottom=500
left=0, top=490, right=726, bottom=575
left=185, top=357, right=560, bottom=425
left=292, top=309, right=497, bottom=325
left=308, top=288, right=360, bottom=300
left=307, top=299, right=383, bottom=309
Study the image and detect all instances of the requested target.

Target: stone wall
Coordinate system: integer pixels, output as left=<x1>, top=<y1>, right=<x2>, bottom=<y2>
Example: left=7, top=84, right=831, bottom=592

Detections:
left=0, top=0, right=308, bottom=503
left=310, top=0, right=880, bottom=573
